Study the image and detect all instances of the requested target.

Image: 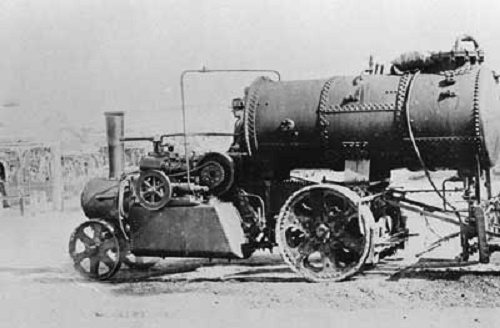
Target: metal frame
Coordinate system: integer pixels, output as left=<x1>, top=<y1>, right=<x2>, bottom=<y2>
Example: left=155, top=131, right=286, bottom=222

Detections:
left=384, top=169, right=499, bottom=263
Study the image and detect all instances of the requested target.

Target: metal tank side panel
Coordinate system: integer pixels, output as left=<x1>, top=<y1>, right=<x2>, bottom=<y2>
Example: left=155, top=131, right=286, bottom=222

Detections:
left=254, top=79, right=325, bottom=148
left=129, top=202, right=246, bottom=259
left=477, top=67, right=500, bottom=167
left=324, top=75, right=401, bottom=146
left=402, top=71, right=478, bottom=170
left=407, top=72, right=475, bottom=138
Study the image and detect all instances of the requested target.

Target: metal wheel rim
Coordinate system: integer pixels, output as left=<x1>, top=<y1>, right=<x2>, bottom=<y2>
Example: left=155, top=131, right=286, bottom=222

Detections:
left=276, top=184, right=374, bottom=282
left=69, top=219, right=122, bottom=280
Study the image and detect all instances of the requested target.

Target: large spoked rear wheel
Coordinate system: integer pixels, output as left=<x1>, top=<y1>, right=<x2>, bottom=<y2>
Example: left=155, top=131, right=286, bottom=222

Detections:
left=69, top=220, right=122, bottom=280
left=276, top=184, right=374, bottom=282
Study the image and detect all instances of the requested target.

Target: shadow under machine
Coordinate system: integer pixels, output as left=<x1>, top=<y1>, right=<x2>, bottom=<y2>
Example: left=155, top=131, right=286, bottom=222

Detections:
left=69, top=35, right=500, bottom=282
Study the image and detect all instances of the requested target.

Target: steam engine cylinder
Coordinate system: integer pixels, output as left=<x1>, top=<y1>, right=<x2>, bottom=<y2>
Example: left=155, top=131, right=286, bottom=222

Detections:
left=242, top=68, right=500, bottom=178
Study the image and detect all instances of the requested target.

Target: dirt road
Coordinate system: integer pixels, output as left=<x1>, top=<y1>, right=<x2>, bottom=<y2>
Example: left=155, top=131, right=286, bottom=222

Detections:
left=1, top=190, right=500, bottom=327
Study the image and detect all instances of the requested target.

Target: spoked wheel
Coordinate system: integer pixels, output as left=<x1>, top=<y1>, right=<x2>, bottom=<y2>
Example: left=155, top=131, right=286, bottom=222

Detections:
left=69, top=220, right=122, bottom=280
left=276, top=184, right=374, bottom=282
left=137, top=170, right=172, bottom=211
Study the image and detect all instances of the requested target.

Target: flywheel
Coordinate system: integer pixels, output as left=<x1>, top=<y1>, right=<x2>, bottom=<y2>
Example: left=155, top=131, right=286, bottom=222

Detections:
left=136, top=170, right=172, bottom=211
left=69, top=219, right=122, bottom=280
left=276, top=184, right=374, bottom=282
left=196, top=152, right=234, bottom=196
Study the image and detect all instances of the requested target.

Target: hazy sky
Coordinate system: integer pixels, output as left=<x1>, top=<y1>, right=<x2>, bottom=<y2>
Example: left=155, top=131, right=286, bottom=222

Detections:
left=1, top=0, right=500, bottom=139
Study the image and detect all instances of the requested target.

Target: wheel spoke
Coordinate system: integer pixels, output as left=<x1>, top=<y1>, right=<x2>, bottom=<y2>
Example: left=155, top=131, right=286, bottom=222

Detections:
left=329, top=211, right=359, bottom=237
left=142, top=189, right=152, bottom=196
left=73, top=249, right=93, bottom=263
left=100, top=239, right=117, bottom=251
left=309, top=189, right=325, bottom=222
left=101, top=254, right=116, bottom=270
left=341, top=208, right=357, bottom=221
left=293, top=199, right=313, bottom=217
left=335, top=231, right=364, bottom=256
left=76, top=231, right=94, bottom=246
left=297, top=239, right=317, bottom=257
left=92, top=223, right=102, bottom=241
left=346, top=211, right=359, bottom=224
left=89, top=257, right=100, bottom=275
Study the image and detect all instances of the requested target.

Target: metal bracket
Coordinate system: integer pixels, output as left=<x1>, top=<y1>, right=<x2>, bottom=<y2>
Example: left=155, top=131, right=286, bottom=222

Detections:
left=442, top=71, right=457, bottom=85
left=439, top=90, right=458, bottom=100
left=342, top=141, right=370, bottom=183
left=342, top=141, right=369, bottom=160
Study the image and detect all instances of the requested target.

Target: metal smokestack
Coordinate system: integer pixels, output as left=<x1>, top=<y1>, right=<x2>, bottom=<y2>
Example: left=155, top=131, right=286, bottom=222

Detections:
left=104, top=112, right=125, bottom=179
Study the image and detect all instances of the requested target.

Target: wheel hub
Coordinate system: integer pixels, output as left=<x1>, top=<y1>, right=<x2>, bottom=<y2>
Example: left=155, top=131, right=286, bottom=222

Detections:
left=315, top=223, right=330, bottom=240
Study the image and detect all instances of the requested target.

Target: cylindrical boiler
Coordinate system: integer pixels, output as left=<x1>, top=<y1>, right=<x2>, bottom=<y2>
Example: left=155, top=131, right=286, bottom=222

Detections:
left=241, top=67, right=500, bottom=178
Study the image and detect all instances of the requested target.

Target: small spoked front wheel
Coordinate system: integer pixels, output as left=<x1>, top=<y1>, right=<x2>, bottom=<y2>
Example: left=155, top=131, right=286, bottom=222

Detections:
left=69, top=220, right=122, bottom=280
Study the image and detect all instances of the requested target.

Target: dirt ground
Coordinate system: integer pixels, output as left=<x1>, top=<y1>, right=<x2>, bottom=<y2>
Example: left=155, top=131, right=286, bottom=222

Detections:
left=1, top=173, right=500, bottom=328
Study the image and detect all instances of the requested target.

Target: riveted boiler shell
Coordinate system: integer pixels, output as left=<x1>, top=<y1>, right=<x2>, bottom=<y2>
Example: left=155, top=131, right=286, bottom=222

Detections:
left=249, top=79, right=324, bottom=151
left=403, top=70, right=477, bottom=170
left=245, top=75, right=402, bottom=169
left=243, top=67, right=500, bottom=174
left=407, top=67, right=500, bottom=169
left=477, top=68, right=500, bottom=167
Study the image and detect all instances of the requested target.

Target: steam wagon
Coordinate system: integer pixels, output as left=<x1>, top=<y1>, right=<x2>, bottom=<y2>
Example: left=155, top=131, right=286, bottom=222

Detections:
left=69, top=36, right=500, bottom=282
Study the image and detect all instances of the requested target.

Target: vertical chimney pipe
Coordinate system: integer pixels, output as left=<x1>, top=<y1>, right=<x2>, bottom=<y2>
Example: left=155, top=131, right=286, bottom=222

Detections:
left=104, top=112, right=125, bottom=179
